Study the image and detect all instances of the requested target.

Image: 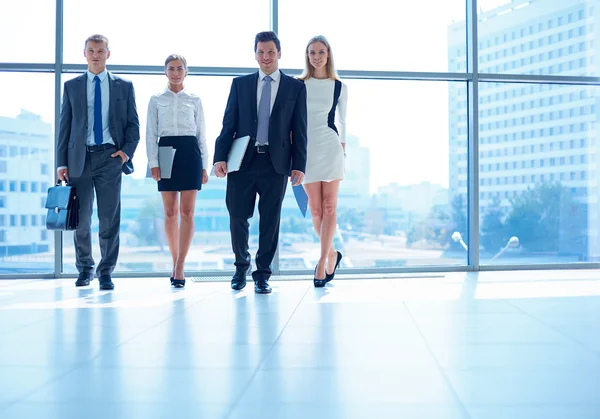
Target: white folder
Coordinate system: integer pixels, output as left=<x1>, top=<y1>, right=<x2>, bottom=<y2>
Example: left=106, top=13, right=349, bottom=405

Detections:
left=211, top=135, right=251, bottom=176
left=158, top=146, right=177, bottom=179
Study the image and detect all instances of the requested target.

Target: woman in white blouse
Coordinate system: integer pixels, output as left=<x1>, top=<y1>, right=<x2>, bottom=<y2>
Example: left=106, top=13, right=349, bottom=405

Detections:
left=299, top=36, right=347, bottom=287
left=146, top=54, right=209, bottom=288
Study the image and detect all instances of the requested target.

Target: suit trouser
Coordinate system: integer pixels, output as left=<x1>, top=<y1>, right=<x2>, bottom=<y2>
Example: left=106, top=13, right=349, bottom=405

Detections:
left=69, top=145, right=123, bottom=276
left=226, top=151, right=287, bottom=282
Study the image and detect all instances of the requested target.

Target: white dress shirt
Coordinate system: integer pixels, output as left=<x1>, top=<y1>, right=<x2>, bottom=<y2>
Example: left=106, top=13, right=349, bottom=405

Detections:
left=256, top=69, right=281, bottom=146
left=146, top=88, right=209, bottom=170
left=86, top=70, right=115, bottom=147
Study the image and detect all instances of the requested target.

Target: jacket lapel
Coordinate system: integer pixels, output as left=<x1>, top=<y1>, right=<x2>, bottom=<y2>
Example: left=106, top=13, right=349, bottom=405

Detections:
left=76, top=73, right=88, bottom=127
left=250, top=72, right=259, bottom=119
left=271, top=71, right=287, bottom=114
left=108, top=72, right=117, bottom=124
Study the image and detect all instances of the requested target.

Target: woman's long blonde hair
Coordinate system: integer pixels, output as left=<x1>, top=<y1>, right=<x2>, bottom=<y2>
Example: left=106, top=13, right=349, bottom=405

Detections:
left=299, top=35, right=340, bottom=81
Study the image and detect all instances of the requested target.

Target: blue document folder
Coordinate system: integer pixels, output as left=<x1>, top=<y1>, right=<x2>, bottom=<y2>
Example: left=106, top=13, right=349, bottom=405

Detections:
left=292, top=183, right=308, bottom=217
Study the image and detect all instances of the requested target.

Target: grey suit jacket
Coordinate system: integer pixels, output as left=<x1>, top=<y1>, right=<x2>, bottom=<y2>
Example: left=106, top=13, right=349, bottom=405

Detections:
left=56, top=72, right=140, bottom=177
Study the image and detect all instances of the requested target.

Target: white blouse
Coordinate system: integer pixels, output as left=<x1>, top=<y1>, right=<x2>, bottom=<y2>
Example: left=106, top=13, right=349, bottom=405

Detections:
left=146, top=88, right=209, bottom=170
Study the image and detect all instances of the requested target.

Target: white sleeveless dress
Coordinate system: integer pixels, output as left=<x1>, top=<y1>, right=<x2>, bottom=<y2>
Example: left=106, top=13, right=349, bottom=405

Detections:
left=303, top=77, right=348, bottom=184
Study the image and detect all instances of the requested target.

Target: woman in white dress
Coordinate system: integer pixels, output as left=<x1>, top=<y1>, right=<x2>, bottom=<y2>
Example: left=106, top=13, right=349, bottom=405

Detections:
left=300, top=36, right=347, bottom=287
left=146, top=54, right=209, bottom=288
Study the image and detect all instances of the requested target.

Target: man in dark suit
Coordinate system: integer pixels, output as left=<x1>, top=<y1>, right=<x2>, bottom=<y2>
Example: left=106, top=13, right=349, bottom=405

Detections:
left=214, top=31, right=307, bottom=294
left=56, top=34, right=140, bottom=290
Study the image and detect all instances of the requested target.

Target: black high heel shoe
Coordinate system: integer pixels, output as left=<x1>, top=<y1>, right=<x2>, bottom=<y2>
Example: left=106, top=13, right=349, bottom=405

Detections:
left=171, top=279, right=185, bottom=288
left=325, top=251, right=343, bottom=283
left=171, top=271, right=184, bottom=288
left=313, top=265, right=327, bottom=288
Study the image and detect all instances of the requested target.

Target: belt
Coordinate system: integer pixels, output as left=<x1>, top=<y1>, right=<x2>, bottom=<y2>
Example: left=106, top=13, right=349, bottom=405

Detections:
left=256, top=145, right=269, bottom=154
left=86, top=144, right=116, bottom=153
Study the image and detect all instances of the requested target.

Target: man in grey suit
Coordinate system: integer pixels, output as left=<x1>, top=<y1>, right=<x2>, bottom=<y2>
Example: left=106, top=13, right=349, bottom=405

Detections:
left=57, top=34, right=140, bottom=290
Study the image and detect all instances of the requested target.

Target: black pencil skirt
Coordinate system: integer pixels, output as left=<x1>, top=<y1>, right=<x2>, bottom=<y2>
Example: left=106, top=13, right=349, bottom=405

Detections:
left=157, top=135, right=203, bottom=192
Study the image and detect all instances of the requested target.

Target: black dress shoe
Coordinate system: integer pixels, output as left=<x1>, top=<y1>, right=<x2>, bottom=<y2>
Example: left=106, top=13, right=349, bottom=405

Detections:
left=313, top=265, right=327, bottom=288
left=254, top=280, right=272, bottom=294
left=75, top=272, right=93, bottom=287
left=325, top=251, right=343, bottom=283
left=231, top=266, right=252, bottom=291
left=98, top=275, right=114, bottom=290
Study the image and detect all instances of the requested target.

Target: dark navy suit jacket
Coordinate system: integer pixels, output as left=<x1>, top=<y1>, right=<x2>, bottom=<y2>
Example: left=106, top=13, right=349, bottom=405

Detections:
left=214, top=71, right=307, bottom=176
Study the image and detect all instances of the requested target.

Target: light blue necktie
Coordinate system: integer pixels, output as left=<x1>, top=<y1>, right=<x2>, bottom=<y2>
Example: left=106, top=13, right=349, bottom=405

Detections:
left=256, top=75, right=272, bottom=145
left=93, top=75, right=103, bottom=146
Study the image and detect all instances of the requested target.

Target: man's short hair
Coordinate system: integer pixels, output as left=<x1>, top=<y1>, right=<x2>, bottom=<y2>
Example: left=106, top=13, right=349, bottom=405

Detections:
left=85, top=34, right=109, bottom=50
left=254, top=31, right=281, bottom=52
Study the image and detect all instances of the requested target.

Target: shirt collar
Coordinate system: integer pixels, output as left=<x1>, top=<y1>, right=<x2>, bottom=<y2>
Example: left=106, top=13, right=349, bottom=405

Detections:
left=87, top=70, right=108, bottom=82
left=163, top=86, right=189, bottom=96
left=259, top=69, right=280, bottom=83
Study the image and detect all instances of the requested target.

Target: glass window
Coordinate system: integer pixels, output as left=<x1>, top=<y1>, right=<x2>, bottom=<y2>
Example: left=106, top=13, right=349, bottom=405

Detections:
left=287, top=80, right=468, bottom=270
left=64, top=0, right=269, bottom=68
left=280, top=0, right=465, bottom=72
left=0, top=0, right=55, bottom=63
left=63, top=76, right=469, bottom=273
left=0, top=73, right=55, bottom=274
left=478, top=1, right=595, bottom=76
left=5, top=2, right=600, bottom=276
left=480, top=82, right=596, bottom=265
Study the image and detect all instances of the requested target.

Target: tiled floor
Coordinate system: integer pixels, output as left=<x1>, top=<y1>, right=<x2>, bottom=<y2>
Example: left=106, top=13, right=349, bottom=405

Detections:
left=0, top=270, right=599, bottom=419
